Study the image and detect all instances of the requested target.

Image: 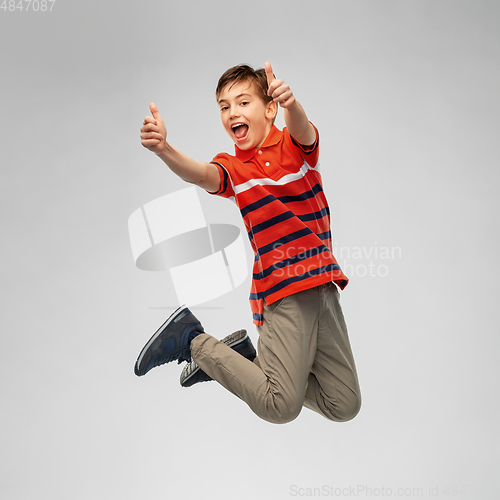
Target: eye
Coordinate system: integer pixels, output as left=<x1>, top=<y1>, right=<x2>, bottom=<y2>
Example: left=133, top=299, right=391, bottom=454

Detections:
left=241, top=101, right=249, bottom=106
left=220, top=106, right=229, bottom=112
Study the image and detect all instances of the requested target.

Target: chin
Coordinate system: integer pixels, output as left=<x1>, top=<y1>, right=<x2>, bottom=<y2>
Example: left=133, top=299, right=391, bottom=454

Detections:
left=236, top=143, right=253, bottom=150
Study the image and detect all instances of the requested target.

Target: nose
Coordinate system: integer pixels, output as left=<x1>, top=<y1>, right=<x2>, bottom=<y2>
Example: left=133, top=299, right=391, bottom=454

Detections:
left=229, top=104, right=240, bottom=118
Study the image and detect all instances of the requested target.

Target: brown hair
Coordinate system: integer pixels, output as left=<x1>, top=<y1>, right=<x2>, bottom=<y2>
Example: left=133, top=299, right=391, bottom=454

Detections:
left=215, top=64, right=273, bottom=106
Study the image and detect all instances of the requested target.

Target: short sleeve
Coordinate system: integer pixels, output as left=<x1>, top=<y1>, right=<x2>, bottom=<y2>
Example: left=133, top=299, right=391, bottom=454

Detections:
left=287, top=122, right=320, bottom=168
left=207, top=154, right=235, bottom=198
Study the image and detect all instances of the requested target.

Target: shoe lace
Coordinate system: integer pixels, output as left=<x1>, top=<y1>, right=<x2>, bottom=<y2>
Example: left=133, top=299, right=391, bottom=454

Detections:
left=154, top=344, right=191, bottom=367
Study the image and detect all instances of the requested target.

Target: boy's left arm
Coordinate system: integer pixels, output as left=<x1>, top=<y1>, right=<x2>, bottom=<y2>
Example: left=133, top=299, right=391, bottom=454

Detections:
left=265, top=62, right=317, bottom=148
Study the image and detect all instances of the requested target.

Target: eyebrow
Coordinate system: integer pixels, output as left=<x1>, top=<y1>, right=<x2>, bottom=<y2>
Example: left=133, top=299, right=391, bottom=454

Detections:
left=218, top=93, right=252, bottom=104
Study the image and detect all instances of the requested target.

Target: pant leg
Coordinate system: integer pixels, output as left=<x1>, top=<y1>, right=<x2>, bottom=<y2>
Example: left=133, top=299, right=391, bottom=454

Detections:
left=190, top=287, right=320, bottom=424
left=303, top=283, right=362, bottom=422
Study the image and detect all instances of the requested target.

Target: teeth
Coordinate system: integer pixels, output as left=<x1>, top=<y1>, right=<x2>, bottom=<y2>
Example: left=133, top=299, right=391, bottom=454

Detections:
left=232, top=123, right=245, bottom=129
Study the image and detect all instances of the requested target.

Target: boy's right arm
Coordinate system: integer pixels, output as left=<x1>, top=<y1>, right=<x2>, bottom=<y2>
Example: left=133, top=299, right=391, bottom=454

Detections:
left=140, top=103, right=221, bottom=193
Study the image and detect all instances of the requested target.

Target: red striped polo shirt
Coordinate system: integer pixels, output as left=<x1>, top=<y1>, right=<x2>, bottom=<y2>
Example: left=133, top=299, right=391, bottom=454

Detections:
left=209, top=124, right=348, bottom=325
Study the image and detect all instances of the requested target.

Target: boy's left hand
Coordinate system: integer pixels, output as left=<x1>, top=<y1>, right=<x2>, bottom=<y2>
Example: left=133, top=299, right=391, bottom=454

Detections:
left=265, top=62, right=296, bottom=109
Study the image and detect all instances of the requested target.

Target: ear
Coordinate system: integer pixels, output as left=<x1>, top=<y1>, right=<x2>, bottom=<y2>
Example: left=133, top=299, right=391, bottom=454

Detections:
left=265, top=100, right=277, bottom=121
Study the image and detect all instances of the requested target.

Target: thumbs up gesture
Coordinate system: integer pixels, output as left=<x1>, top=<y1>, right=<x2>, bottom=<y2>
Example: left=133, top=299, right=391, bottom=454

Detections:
left=140, top=103, right=168, bottom=155
left=265, top=61, right=295, bottom=109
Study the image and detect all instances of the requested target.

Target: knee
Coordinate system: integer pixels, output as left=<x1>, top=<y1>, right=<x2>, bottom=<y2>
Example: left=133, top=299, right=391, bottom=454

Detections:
left=261, top=399, right=303, bottom=425
left=342, top=396, right=362, bottom=422
left=331, top=395, right=362, bottom=423
left=316, top=392, right=361, bottom=423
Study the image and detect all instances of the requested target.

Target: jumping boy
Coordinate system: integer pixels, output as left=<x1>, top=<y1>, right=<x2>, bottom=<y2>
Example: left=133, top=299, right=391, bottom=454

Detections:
left=135, top=62, right=361, bottom=424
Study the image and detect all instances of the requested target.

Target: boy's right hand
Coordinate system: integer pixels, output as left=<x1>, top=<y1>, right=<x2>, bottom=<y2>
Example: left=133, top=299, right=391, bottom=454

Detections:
left=140, top=103, right=167, bottom=155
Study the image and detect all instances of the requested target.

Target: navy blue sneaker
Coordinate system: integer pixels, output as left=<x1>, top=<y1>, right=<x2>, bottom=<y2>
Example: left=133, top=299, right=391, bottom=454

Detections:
left=180, top=329, right=256, bottom=387
left=134, top=305, right=204, bottom=377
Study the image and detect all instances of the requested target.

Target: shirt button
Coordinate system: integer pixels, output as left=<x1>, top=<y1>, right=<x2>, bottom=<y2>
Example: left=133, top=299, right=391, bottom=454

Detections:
left=258, top=150, right=262, bottom=154
left=265, top=162, right=270, bottom=166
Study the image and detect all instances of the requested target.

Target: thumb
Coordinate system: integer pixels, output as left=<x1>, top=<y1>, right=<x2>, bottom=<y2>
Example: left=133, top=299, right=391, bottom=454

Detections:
left=149, top=102, right=161, bottom=120
left=265, top=62, right=275, bottom=87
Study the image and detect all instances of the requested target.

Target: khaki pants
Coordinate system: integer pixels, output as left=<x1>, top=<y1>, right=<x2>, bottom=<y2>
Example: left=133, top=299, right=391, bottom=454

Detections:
left=190, top=282, right=361, bottom=424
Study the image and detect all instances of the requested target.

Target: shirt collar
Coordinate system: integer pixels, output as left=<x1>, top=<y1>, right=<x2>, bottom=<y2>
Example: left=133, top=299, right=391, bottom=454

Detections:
left=234, top=125, right=283, bottom=162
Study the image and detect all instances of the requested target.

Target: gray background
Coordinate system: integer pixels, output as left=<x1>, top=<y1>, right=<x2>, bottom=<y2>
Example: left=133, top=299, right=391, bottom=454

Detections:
left=1, top=1, right=499, bottom=499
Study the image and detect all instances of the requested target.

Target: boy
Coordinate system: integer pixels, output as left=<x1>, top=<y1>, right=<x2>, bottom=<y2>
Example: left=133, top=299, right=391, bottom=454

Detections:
left=135, top=62, right=361, bottom=424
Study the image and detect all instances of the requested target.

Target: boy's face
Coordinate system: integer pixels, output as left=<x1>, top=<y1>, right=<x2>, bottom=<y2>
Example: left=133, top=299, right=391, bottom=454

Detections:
left=218, top=80, right=277, bottom=150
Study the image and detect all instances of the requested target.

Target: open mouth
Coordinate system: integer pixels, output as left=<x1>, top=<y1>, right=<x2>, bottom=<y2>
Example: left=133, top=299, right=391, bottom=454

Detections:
left=231, top=123, right=249, bottom=141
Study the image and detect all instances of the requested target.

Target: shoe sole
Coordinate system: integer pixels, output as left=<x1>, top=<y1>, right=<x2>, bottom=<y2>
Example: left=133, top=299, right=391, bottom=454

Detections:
left=134, top=304, right=189, bottom=375
left=180, top=329, right=247, bottom=387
